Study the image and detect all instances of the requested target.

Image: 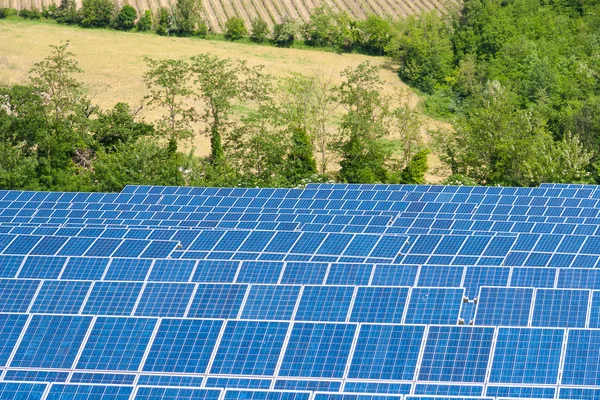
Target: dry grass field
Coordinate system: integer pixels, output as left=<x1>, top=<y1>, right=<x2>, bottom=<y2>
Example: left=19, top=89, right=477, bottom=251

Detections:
left=2, top=0, right=456, bottom=33
left=0, top=19, right=448, bottom=181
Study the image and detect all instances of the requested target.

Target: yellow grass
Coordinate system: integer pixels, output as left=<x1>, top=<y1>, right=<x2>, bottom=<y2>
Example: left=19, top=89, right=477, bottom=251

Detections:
left=0, top=19, right=448, bottom=182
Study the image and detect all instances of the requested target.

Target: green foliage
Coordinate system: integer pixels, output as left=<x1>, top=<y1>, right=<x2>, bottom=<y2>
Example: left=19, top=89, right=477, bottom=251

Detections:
left=303, top=6, right=356, bottom=51
left=173, top=0, right=203, bottom=36
left=19, top=8, right=42, bottom=19
left=398, top=148, right=429, bottom=183
left=143, top=57, right=197, bottom=150
left=92, top=103, right=154, bottom=149
left=386, top=12, right=453, bottom=94
left=93, top=138, right=187, bottom=191
left=80, top=0, right=115, bottom=28
left=114, top=4, right=137, bottom=30
left=272, top=18, right=299, bottom=47
left=0, top=142, right=39, bottom=190
left=137, top=9, right=153, bottom=31
left=357, top=14, right=392, bottom=55
left=55, top=0, right=78, bottom=24
left=0, top=8, right=18, bottom=19
left=250, top=17, right=269, bottom=43
left=195, top=20, right=209, bottom=37
left=41, top=4, right=58, bottom=19
left=155, top=7, right=174, bottom=35
left=286, top=127, right=317, bottom=184
left=224, top=16, right=248, bottom=40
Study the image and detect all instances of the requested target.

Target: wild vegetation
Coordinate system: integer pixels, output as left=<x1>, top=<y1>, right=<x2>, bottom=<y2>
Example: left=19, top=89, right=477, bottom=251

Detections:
left=0, top=42, right=428, bottom=191
left=2, top=0, right=600, bottom=188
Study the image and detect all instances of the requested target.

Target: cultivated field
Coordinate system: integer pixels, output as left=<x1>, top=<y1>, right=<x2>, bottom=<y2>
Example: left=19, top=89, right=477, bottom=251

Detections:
left=0, top=19, right=448, bottom=181
left=2, top=0, right=457, bottom=32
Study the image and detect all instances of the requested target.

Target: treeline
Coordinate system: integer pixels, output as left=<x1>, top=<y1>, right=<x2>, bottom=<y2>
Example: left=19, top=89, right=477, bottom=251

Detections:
left=0, top=43, right=427, bottom=191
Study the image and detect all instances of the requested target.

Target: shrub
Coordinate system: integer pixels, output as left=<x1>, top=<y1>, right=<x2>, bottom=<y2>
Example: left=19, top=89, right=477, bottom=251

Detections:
left=41, top=4, right=58, bottom=19
left=250, top=17, right=269, bottom=43
left=224, top=16, right=248, bottom=40
left=272, top=17, right=298, bottom=47
left=155, top=7, right=173, bottom=36
left=0, top=8, right=18, bottom=18
left=114, top=4, right=137, bottom=30
left=194, top=20, right=209, bottom=37
left=19, top=8, right=42, bottom=19
left=55, top=0, right=78, bottom=24
left=137, top=9, right=152, bottom=31
left=80, top=0, right=115, bottom=27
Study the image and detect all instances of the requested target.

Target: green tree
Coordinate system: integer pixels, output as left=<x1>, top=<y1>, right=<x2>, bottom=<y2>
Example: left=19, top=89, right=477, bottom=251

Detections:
left=80, top=0, right=115, bottom=28
left=92, top=102, right=154, bottom=149
left=114, top=4, right=137, bottom=30
left=0, top=142, right=39, bottom=190
left=386, top=12, right=453, bottom=93
left=273, top=18, right=298, bottom=47
left=250, top=17, right=269, bottom=42
left=357, top=14, right=392, bottom=55
left=155, top=7, right=174, bottom=35
left=55, top=0, right=78, bottom=24
left=337, top=62, right=394, bottom=183
left=137, top=9, right=153, bottom=31
left=398, top=148, right=429, bottom=183
left=174, top=0, right=202, bottom=36
left=143, top=57, right=197, bottom=151
left=225, top=16, right=248, bottom=40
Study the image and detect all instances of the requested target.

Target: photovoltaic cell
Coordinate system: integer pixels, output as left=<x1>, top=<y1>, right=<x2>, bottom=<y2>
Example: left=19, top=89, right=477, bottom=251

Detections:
left=148, top=259, right=196, bottom=282
left=61, top=257, right=109, bottom=280
left=475, top=287, right=533, bottom=326
left=418, top=326, right=494, bottom=383
left=11, top=315, right=92, bottom=369
left=77, top=317, right=157, bottom=371
left=0, top=382, right=46, bottom=400
left=0, top=279, right=40, bottom=312
left=279, top=322, right=356, bottom=378
left=187, top=284, right=247, bottom=318
left=236, top=261, right=283, bottom=284
left=0, top=313, right=28, bottom=366
left=210, top=320, right=288, bottom=375
left=350, top=287, right=408, bottom=323
left=134, top=387, right=221, bottom=400
left=104, top=258, right=153, bottom=281
left=404, top=288, right=463, bottom=325
left=143, top=318, right=222, bottom=373
left=241, top=285, right=301, bottom=320
left=348, top=324, right=424, bottom=380
left=192, top=260, right=239, bottom=283
left=0, top=255, right=24, bottom=278
left=280, top=262, right=328, bottom=285
left=135, top=283, right=195, bottom=317
left=531, top=289, right=589, bottom=328
left=295, top=286, right=354, bottom=322
left=30, top=280, right=91, bottom=314
left=82, top=281, right=143, bottom=316
left=45, top=384, right=133, bottom=400
left=326, top=263, right=372, bottom=285
left=18, top=256, right=67, bottom=279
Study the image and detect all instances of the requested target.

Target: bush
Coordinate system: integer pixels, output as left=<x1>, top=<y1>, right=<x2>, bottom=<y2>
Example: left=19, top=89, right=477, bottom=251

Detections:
left=55, top=0, right=78, bottom=24
left=80, top=0, right=115, bottom=27
left=137, top=9, right=152, bottom=31
left=273, top=18, right=298, bottom=47
left=224, top=16, right=248, bottom=40
left=250, top=17, right=269, bottom=43
left=41, top=4, right=58, bottom=19
left=0, top=8, right=18, bottom=18
left=194, top=20, right=209, bottom=37
left=114, top=4, right=137, bottom=30
left=155, top=7, right=172, bottom=36
left=19, top=8, right=42, bottom=19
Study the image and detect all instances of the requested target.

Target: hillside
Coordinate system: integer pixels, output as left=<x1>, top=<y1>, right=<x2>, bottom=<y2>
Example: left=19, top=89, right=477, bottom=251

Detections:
left=0, top=19, right=448, bottom=181
left=1, top=0, right=455, bottom=32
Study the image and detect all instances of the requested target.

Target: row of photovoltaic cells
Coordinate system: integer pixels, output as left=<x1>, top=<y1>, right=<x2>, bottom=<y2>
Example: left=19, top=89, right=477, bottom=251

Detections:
left=4, top=183, right=600, bottom=399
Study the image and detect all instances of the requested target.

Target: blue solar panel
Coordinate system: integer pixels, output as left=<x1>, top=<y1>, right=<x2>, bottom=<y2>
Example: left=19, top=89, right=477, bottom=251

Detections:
left=489, top=327, right=563, bottom=384
left=207, top=378, right=271, bottom=389
left=148, top=259, right=196, bottom=282
left=326, top=263, right=372, bottom=285
left=241, top=285, right=301, bottom=320
left=563, top=329, right=600, bottom=385
left=46, top=384, right=133, bottom=400
left=237, top=261, right=284, bottom=284
left=104, top=258, right=153, bottom=281
left=475, top=287, right=534, bottom=326
left=30, top=280, right=91, bottom=314
left=0, top=279, right=40, bottom=312
left=61, top=257, right=109, bottom=280
left=187, top=284, right=247, bottom=318
left=405, top=288, right=463, bottom=324
left=350, top=287, right=408, bottom=323
left=82, top=281, right=143, bottom=315
left=143, top=318, right=222, bottom=373
left=135, top=283, right=195, bottom=317
left=348, top=324, right=424, bottom=380
left=77, top=317, right=157, bottom=371
left=192, top=260, right=239, bottom=282
left=134, top=387, right=221, bottom=400
left=0, top=382, right=46, bottom=400
left=210, top=320, right=288, bottom=375
left=418, top=326, right=494, bottom=382
left=0, top=313, right=28, bottom=366
left=12, top=315, right=92, bottom=368
left=532, top=289, right=589, bottom=327
left=279, top=322, right=356, bottom=378
left=18, top=255, right=66, bottom=279
left=295, top=286, right=354, bottom=321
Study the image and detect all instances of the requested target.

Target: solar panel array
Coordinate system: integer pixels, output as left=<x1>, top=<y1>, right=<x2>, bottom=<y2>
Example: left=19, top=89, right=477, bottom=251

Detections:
left=2, top=182, right=600, bottom=399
